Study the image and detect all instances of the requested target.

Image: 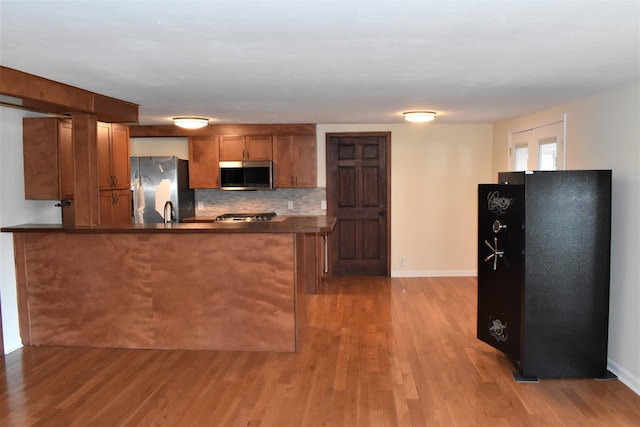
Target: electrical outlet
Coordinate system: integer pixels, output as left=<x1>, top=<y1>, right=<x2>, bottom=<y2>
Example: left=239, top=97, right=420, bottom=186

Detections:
left=197, top=202, right=204, bottom=210
left=321, top=200, right=327, bottom=210
left=288, top=200, right=294, bottom=209
left=400, top=258, right=406, bottom=267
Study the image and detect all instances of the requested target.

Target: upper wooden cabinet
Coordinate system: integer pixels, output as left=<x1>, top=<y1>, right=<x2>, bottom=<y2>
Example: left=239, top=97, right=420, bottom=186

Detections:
left=181, top=125, right=317, bottom=189
left=274, top=135, right=317, bottom=188
left=219, top=135, right=272, bottom=161
left=98, top=122, right=130, bottom=190
left=22, top=117, right=133, bottom=226
left=189, top=136, right=219, bottom=189
left=97, top=122, right=131, bottom=224
left=23, top=117, right=74, bottom=201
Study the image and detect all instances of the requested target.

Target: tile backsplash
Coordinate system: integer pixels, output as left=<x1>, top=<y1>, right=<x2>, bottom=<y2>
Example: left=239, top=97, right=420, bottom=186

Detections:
left=195, top=187, right=327, bottom=217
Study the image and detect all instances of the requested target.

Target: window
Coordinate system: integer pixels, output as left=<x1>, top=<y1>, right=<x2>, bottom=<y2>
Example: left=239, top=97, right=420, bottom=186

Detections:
left=538, top=138, right=558, bottom=170
left=508, top=117, right=565, bottom=171
left=514, top=144, right=529, bottom=171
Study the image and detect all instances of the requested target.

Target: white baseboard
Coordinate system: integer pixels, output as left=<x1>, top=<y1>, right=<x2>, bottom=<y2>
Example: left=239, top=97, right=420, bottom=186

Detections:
left=391, top=270, right=477, bottom=278
left=608, top=358, right=640, bottom=396
left=3, top=343, right=22, bottom=355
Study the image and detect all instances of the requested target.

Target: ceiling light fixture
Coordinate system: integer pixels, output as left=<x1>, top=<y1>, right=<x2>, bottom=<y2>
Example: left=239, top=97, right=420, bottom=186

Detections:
left=173, top=117, right=209, bottom=129
left=403, top=111, right=437, bottom=123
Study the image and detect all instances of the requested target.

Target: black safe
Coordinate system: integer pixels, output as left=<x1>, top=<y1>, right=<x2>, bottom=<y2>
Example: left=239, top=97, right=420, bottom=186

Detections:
left=477, top=170, right=612, bottom=380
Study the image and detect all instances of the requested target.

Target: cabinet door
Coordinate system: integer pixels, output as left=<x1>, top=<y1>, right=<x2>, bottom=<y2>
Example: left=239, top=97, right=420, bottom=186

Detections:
left=219, top=135, right=245, bottom=161
left=23, top=117, right=64, bottom=199
left=245, top=135, right=273, bottom=160
left=99, top=190, right=114, bottom=224
left=274, top=135, right=295, bottom=188
left=274, top=135, right=316, bottom=188
left=100, top=189, right=132, bottom=224
left=58, top=120, right=74, bottom=200
left=22, top=117, right=75, bottom=200
left=98, top=123, right=130, bottom=190
left=189, top=136, right=219, bottom=188
left=294, top=135, right=317, bottom=188
left=97, top=122, right=113, bottom=190
left=112, top=189, right=132, bottom=224
left=110, top=124, right=130, bottom=190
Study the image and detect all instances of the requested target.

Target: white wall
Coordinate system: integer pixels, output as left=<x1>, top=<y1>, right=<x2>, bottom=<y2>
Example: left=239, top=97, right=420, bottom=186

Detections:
left=317, top=123, right=494, bottom=276
left=0, top=107, right=62, bottom=353
left=492, top=80, right=640, bottom=394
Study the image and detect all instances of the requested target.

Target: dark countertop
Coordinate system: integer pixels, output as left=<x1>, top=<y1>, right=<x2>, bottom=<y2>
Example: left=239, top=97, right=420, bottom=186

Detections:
left=1, top=215, right=336, bottom=234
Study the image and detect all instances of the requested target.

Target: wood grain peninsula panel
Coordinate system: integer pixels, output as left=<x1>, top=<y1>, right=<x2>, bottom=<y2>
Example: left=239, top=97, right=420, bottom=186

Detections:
left=150, top=234, right=296, bottom=352
left=14, top=232, right=300, bottom=352
left=22, top=233, right=154, bottom=348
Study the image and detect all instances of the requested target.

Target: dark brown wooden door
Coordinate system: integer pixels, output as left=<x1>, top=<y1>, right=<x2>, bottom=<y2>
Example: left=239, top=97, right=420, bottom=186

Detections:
left=326, top=132, right=390, bottom=275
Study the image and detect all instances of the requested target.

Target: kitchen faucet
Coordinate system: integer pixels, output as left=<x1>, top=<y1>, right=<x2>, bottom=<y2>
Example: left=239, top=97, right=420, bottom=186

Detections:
left=163, top=200, right=174, bottom=224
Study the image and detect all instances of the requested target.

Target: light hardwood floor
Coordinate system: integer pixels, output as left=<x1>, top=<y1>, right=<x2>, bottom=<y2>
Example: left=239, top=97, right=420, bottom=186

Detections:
left=1, top=276, right=638, bottom=426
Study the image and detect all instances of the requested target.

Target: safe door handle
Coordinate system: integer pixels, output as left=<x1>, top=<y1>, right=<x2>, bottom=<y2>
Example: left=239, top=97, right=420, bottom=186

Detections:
left=484, top=237, right=504, bottom=271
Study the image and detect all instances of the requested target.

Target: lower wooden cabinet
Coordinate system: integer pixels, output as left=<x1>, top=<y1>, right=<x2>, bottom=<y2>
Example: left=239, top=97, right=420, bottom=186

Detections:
left=99, top=189, right=132, bottom=224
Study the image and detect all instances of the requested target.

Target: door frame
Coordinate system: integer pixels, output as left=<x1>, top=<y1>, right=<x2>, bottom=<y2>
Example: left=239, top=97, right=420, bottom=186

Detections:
left=325, top=131, right=392, bottom=276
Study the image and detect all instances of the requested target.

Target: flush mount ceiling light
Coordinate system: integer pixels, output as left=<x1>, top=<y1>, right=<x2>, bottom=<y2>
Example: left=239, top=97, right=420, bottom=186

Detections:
left=403, top=111, right=437, bottom=123
left=173, top=117, right=209, bottom=129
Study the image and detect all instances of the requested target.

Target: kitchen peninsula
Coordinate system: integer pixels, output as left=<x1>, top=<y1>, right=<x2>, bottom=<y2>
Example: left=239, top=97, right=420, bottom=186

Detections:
left=2, top=216, right=335, bottom=353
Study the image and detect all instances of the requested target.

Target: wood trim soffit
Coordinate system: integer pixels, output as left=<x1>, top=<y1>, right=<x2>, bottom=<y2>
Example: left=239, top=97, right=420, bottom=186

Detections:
left=129, top=124, right=317, bottom=138
left=0, top=66, right=139, bottom=123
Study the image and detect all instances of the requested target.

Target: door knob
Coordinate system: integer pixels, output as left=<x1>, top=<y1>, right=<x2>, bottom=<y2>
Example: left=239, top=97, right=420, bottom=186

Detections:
left=379, top=211, right=385, bottom=217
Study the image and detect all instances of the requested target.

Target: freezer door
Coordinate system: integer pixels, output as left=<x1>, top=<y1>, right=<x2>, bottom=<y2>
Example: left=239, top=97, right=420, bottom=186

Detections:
left=477, top=184, right=525, bottom=361
left=131, top=156, right=178, bottom=224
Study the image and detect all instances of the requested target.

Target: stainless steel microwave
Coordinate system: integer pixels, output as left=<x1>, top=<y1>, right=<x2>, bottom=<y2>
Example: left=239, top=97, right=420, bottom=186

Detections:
left=219, top=161, right=273, bottom=190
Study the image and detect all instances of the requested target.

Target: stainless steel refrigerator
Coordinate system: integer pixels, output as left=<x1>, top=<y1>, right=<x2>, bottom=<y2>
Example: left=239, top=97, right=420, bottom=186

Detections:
left=477, top=170, right=612, bottom=381
left=130, top=156, right=195, bottom=224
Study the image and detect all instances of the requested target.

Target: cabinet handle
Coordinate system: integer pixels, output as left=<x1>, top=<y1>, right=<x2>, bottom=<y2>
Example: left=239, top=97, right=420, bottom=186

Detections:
left=113, top=175, right=118, bottom=187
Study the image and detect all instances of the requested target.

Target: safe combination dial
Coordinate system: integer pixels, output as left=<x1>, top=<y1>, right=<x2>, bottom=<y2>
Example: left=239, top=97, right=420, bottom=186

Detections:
left=492, top=220, right=507, bottom=233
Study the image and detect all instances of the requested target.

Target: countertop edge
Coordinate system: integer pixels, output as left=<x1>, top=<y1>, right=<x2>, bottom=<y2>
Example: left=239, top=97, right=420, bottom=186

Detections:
left=1, top=216, right=336, bottom=234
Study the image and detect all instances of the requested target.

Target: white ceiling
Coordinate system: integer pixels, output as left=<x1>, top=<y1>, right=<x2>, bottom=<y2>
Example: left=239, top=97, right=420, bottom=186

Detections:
left=1, top=0, right=638, bottom=125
